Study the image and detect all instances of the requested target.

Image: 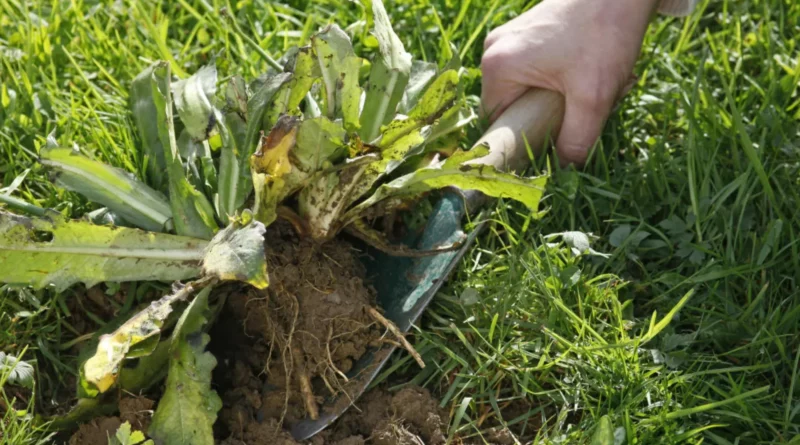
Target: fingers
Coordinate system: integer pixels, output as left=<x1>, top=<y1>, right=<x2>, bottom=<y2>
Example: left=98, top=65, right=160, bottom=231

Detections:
left=555, top=87, right=616, bottom=167
left=479, top=42, right=530, bottom=122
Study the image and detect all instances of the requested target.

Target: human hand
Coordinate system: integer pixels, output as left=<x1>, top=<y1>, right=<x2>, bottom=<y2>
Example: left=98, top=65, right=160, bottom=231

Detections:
left=481, top=0, right=659, bottom=166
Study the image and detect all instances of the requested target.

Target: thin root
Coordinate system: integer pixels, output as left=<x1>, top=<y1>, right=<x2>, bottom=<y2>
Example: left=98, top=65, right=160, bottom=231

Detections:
left=327, top=324, right=350, bottom=382
left=292, top=345, right=319, bottom=420
left=367, top=307, right=425, bottom=369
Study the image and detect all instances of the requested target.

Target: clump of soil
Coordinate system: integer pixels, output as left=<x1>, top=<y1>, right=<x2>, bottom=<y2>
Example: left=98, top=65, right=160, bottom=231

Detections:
left=213, top=220, right=388, bottom=441
left=68, top=416, right=123, bottom=445
left=67, top=396, right=154, bottom=445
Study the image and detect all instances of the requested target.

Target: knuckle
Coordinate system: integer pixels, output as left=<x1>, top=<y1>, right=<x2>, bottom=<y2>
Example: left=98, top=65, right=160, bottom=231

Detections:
left=572, top=78, right=617, bottom=111
left=483, top=29, right=501, bottom=51
left=480, top=45, right=510, bottom=74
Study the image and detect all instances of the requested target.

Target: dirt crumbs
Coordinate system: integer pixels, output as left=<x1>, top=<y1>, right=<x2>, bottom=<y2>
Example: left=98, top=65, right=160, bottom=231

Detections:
left=218, top=385, right=449, bottom=445
left=321, top=385, right=450, bottom=445
left=68, top=416, right=122, bottom=445
left=67, top=396, right=154, bottom=445
left=118, top=396, right=155, bottom=432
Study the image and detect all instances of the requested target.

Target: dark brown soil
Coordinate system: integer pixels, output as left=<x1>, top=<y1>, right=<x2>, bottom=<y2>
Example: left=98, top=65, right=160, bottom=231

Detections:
left=68, top=416, right=122, bottom=445
left=0, top=384, right=32, bottom=420
left=321, top=385, right=450, bottom=445
left=217, top=385, right=450, bottom=445
left=118, top=396, right=155, bottom=432
left=66, top=396, right=154, bottom=445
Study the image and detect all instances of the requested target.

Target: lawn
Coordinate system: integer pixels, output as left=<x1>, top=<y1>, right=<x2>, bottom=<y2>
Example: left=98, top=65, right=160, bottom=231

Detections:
left=1, top=0, right=799, bottom=444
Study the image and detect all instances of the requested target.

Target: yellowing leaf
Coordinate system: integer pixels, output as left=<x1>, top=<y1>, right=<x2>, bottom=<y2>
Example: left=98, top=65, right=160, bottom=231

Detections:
left=81, top=285, right=212, bottom=395
left=311, top=24, right=363, bottom=131
left=251, top=115, right=300, bottom=225
left=344, top=146, right=548, bottom=224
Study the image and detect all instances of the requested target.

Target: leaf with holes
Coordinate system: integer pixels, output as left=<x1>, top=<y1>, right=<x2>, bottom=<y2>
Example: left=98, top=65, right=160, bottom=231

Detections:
left=0, top=210, right=204, bottom=292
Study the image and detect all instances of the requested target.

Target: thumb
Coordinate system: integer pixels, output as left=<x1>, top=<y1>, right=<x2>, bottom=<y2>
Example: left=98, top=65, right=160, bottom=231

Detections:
left=555, top=90, right=615, bottom=167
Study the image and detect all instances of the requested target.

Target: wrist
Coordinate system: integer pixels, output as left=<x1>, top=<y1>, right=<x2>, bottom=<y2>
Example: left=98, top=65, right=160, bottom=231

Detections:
left=617, top=0, right=661, bottom=17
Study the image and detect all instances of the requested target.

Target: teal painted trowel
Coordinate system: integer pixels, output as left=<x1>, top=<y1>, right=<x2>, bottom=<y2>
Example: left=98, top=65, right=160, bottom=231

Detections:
left=290, top=88, right=566, bottom=440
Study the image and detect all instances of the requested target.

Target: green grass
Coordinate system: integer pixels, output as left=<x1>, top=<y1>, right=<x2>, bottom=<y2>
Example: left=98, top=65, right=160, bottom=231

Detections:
left=1, top=0, right=799, bottom=444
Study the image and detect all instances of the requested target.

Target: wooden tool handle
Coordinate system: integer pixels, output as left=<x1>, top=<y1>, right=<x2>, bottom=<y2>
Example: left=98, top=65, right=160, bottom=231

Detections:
left=466, top=88, right=566, bottom=173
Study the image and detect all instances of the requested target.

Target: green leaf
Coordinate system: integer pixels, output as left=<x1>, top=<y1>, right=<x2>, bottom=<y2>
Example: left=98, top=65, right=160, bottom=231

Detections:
left=110, top=421, right=154, bottom=445
left=148, top=287, right=221, bottom=445
left=215, top=112, right=248, bottom=222
left=398, top=60, right=438, bottom=114
left=294, top=116, right=347, bottom=171
left=81, top=285, right=212, bottom=395
left=176, top=130, right=217, bottom=198
left=151, top=63, right=218, bottom=239
left=590, top=415, right=615, bottom=445
left=245, top=73, right=292, bottom=155
left=116, top=339, right=170, bottom=394
left=201, top=210, right=268, bottom=289
left=344, top=146, right=547, bottom=223
left=131, top=64, right=168, bottom=191
left=198, top=140, right=218, bottom=196
left=266, top=48, right=318, bottom=126
left=171, top=63, right=219, bottom=141
left=609, top=225, right=632, bottom=248
left=0, top=352, right=34, bottom=388
left=39, top=147, right=172, bottom=232
left=359, top=0, right=412, bottom=142
left=225, top=75, right=247, bottom=118
left=0, top=210, right=204, bottom=292
left=312, top=24, right=363, bottom=131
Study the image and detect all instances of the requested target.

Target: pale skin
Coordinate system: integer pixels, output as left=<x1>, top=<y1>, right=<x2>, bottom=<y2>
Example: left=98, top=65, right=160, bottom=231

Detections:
left=481, top=0, right=661, bottom=166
